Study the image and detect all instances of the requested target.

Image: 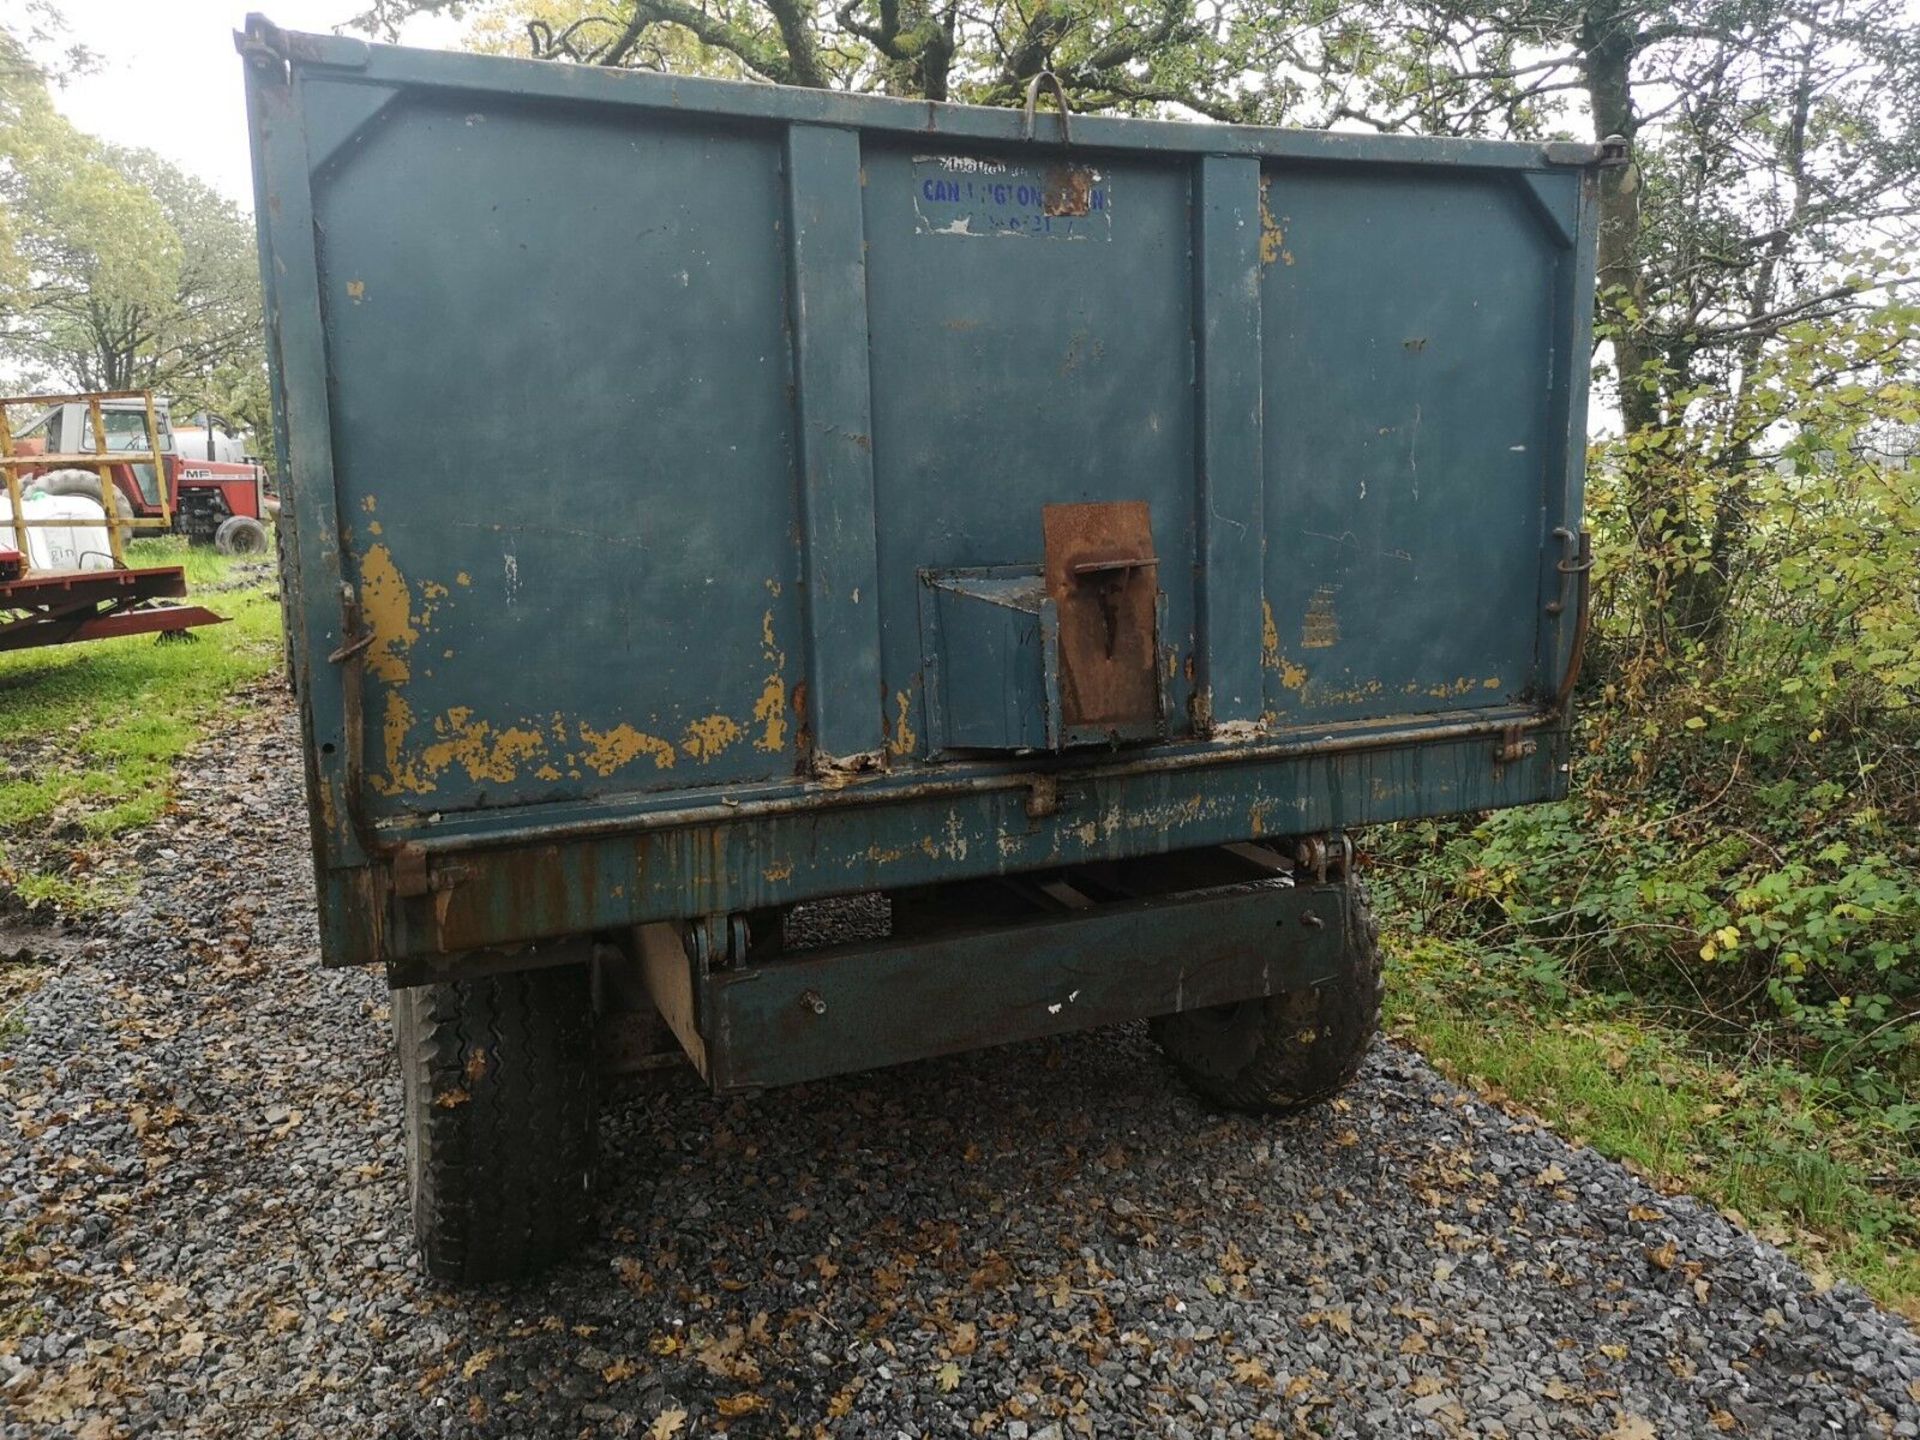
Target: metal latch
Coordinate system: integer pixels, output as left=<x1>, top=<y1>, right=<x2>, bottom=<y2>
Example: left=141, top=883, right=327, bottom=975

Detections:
left=1496, top=724, right=1538, bottom=764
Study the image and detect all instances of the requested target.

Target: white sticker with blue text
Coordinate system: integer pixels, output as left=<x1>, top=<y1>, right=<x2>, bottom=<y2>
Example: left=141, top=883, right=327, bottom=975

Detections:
left=911, top=155, right=1112, bottom=240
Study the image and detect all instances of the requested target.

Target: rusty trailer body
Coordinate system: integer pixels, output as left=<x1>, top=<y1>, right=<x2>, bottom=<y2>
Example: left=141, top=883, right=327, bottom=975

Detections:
left=243, top=16, right=1605, bottom=1280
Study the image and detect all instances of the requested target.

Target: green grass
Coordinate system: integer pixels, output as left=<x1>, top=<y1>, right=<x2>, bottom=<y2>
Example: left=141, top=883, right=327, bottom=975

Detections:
left=1387, top=931, right=1920, bottom=1315
left=0, top=537, right=283, bottom=913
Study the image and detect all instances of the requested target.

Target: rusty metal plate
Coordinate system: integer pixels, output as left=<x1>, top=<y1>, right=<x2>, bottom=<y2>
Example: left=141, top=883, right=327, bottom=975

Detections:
left=1043, top=501, right=1159, bottom=735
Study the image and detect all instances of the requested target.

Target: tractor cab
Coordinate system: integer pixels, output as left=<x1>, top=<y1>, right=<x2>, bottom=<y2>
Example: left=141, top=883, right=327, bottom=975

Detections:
left=14, top=396, right=272, bottom=551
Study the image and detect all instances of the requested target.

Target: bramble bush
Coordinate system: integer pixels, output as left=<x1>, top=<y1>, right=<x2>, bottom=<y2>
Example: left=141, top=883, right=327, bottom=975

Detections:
left=1387, top=302, right=1920, bottom=1121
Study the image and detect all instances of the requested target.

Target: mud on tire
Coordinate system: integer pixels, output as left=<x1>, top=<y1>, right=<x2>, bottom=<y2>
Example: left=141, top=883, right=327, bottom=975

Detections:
left=393, top=962, right=597, bottom=1284
left=1150, top=880, right=1383, bottom=1114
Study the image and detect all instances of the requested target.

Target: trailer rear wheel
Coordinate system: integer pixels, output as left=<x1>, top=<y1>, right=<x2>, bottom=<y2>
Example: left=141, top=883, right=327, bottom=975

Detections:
left=1151, top=880, right=1382, bottom=1114
left=393, top=963, right=597, bottom=1283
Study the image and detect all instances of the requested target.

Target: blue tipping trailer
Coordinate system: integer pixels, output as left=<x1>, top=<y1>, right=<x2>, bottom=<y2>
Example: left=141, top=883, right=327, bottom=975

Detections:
left=241, top=14, right=1609, bottom=1280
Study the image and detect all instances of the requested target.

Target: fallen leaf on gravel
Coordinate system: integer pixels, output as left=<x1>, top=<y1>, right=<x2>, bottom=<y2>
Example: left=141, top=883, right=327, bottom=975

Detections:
left=1534, top=1164, right=1567, bottom=1187
left=647, top=1410, right=687, bottom=1439
left=266, top=1306, right=300, bottom=1334
left=715, top=1393, right=768, bottom=1417
left=1301, top=1308, right=1353, bottom=1336
left=271, top=1108, right=302, bottom=1138
left=1710, top=1411, right=1737, bottom=1431
left=1628, top=1204, right=1664, bottom=1222
left=950, top=1321, right=979, bottom=1356
left=603, top=1358, right=637, bottom=1383
left=76, top=1419, right=115, bottom=1440
left=1599, top=1343, right=1629, bottom=1361
left=462, top=1350, right=495, bottom=1379
left=936, top=1361, right=961, bottom=1392
left=1648, top=1240, right=1678, bottom=1270
left=1604, top=1414, right=1657, bottom=1440
left=1231, top=1356, right=1272, bottom=1387
left=1694, top=1278, right=1712, bottom=1304
left=433, top=1088, right=470, bottom=1109
left=175, top=1331, right=206, bottom=1359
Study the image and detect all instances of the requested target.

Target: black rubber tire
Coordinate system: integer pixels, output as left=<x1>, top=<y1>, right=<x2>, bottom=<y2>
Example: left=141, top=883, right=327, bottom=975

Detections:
left=1150, top=880, right=1383, bottom=1114
left=392, top=963, right=598, bottom=1284
left=213, top=514, right=270, bottom=555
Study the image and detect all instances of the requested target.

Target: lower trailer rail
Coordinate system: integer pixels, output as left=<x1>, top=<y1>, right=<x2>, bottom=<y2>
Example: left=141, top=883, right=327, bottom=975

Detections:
left=638, top=874, right=1349, bottom=1094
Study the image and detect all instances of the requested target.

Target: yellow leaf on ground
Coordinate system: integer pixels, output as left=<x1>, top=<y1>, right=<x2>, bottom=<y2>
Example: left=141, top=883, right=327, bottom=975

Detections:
left=461, top=1348, right=496, bottom=1379
left=716, top=1393, right=768, bottom=1417
left=1648, top=1240, right=1678, bottom=1271
left=603, top=1358, right=637, bottom=1383
left=936, top=1362, right=962, bottom=1392
left=1604, top=1414, right=1657, bottom=1440
left=648, top=1409, right=688, bottom=1440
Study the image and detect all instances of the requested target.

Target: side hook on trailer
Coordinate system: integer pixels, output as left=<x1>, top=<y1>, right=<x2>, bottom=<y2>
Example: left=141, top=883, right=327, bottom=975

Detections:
left=1021, top=71, right=1073, bottom=145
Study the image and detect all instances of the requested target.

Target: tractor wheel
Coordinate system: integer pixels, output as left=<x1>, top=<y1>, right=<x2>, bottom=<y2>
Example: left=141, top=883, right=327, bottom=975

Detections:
left=1151, top=880, right=1383, bottom=1114
left=29, top=469, right=134, bottom=545
left=393, top=962, right=598, bottom=1284
left=214, top=514, right=270, bottom=555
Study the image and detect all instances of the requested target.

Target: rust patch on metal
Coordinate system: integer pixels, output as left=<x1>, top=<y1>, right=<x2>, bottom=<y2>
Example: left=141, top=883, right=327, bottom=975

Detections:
left=1043, top=165, right=1095, bottom=217
left=1043, top=501, right=1159, bottom=733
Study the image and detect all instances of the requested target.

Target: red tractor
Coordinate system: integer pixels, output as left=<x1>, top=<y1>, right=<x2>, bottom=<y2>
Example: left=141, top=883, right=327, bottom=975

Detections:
left=10, top=394, right=275, bottom=553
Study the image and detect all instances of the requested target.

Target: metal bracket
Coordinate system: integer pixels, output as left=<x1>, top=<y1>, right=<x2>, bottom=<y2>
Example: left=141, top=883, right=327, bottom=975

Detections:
left=1021, top=71, right=1072, bottom=145
left=390, top=842, right=468, bottom=899
left=1496, top=723, right=1538, bottom=764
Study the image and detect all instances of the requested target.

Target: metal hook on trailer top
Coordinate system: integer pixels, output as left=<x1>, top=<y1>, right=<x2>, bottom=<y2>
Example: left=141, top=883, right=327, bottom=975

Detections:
left=1021, top=71, right=1072, bottom=145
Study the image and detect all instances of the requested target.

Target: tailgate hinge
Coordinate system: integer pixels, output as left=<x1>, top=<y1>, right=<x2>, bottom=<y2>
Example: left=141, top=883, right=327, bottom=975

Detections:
left=390, top=843, right=468, bottom=900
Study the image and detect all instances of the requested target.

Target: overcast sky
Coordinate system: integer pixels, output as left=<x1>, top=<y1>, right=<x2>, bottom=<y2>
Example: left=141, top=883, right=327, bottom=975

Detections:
left=49, top=0, right=461, bottom=205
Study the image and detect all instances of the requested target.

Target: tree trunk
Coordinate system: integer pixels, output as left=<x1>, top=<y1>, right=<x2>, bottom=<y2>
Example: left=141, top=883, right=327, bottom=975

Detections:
left=1580, top=10, right=1658, bottom=437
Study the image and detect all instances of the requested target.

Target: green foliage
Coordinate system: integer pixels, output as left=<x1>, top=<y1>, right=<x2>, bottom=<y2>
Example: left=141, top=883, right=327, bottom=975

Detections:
left=0, top=541, right=284, bottom=916
left=1386, top=305, right=1920, bottom=1130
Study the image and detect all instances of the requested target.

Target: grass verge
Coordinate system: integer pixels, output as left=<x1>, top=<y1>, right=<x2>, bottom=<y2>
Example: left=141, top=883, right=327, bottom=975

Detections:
left=1386, top=929, right=1920, bottom=1316
left=0, top=537, right=283, bottom=914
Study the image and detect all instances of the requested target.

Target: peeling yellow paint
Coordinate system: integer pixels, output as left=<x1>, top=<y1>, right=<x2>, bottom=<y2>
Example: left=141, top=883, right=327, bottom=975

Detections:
left=535, top=764, right=561, bottom=781
left=754, top=606, right=789, bottom=753
left=421, top=580, right=449, bottom=600
left=1261, top=599, right=1281, bottom=669
left=419, top=708, right=547, bottom=785
left=360, top=544, right=418, bottom=683
left=1258, top=179, right=1286, bottom=267
left=455, top=571, right=471, bottom=587
left=887, top=690, right=918, bottom=758
left=367, top=520, right=383, bottom=536
left=578, top=722, right=677, bottom=776
left=377, top=691, right=418, bottom=794
left=681, top=713, right=742, bottom=761
left=866, top=843, right=904, bottom=864
left=361, top=495, right=376, bottom=513
left=763, top=860, right=794, bottom=882
left=1483, top=676, right=1503, bottom=690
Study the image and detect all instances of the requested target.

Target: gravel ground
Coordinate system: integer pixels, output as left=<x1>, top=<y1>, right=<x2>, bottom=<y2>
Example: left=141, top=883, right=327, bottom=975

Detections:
left=5, top=701, right=1920, bottom=1440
